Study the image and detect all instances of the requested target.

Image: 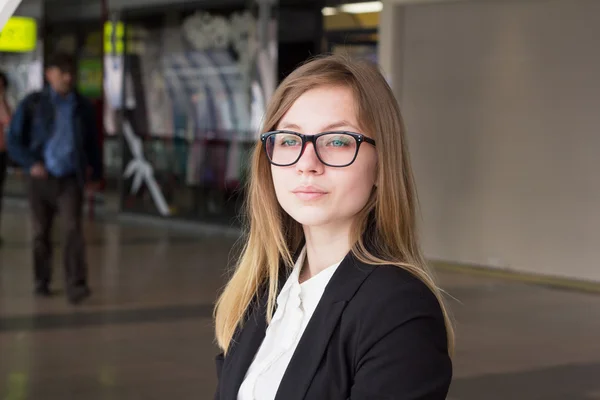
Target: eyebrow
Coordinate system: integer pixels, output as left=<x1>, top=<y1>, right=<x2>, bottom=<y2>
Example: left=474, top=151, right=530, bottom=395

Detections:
left=278, top=120, right=361, bottom=133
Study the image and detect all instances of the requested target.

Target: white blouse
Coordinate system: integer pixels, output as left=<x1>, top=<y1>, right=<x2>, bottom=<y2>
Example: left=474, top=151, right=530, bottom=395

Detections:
left=237, top=247, right=342, bottom=400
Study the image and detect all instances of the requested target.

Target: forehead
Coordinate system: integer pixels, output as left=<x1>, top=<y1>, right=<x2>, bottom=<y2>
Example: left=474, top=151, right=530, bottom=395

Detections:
left=47, top=65, right=74, bottom=74
left=277, top=85, right=360, bottom=132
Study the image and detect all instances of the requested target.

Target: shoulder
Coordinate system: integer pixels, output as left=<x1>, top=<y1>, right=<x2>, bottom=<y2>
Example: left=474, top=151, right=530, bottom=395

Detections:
left=340, top=263, right=452, bottom=398
left=24, top=91, right=42, bottom=101
left=343, top=262, right=450, bottom=359
left=19, top=91, right=43, bottom=107
left=357, top=264, right=442, bottom=306
left=9, top=92, right=41, bottom=119
left=349, top=263, right=447, bottom=327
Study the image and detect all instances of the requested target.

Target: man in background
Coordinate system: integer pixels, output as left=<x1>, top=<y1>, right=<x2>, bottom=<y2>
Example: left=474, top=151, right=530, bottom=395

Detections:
left=0, top=71, right=12, bottom=245
left=7, top=52, right=102, bottom=304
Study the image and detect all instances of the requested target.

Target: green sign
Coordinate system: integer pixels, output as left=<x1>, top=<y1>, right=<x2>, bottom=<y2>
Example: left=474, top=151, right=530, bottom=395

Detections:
left=0, top=17, right=37, bottom=52
left=78, top=58, right=102, bottom=98
left=104, top=21, right=125, bottom=54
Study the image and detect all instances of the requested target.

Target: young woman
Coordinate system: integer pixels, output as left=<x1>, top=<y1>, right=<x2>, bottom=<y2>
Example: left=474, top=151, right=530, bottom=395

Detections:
left=213, top=55, right=454, bottom=400
left=0, top=71, right=12, bottom=244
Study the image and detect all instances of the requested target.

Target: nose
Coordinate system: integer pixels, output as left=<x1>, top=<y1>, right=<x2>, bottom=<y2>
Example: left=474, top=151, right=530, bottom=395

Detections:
left=62, top=73, right=73, bottom=84
left=295, top=141, right=324, bottom=174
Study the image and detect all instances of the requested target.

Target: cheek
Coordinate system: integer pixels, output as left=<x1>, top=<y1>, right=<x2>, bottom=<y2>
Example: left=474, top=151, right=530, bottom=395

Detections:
left=336, top=160, right=377, bottom=207
left=337, top=175, right=374, bottom=206
left=270, top=166, right=291, bottom=200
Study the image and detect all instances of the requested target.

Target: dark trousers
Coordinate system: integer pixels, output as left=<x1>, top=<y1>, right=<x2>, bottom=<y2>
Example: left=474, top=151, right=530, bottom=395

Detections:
left=0, top=151, right=6, bottom=229
left=29, top=175, right=87, bottom=289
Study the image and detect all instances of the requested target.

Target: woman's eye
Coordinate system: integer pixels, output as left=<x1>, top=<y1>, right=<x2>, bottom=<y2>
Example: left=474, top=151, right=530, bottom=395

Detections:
left=280, top=138, right=300, bottom=146
left=327, top=137, right=350, bottom=147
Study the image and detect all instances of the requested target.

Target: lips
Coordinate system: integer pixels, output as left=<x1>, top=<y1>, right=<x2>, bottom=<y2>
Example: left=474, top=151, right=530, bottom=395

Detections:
left=292, top=185, right=328, bottom=201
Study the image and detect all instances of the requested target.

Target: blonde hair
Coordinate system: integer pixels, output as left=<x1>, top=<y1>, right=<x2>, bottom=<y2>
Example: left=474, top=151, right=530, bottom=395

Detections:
left=214, top=54, right=455, bottom=355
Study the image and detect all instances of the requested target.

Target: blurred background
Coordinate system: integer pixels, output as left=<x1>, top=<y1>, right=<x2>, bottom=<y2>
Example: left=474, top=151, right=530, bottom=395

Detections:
left=0, top=0, right=599, bottom=399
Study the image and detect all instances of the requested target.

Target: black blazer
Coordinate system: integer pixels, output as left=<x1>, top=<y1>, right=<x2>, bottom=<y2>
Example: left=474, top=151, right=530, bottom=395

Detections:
left=214, top=251, right=452, bottom=400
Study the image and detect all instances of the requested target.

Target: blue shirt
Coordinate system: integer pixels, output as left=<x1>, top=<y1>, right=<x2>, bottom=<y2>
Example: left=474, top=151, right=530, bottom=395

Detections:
left=44, top=90, right=76, bottom=177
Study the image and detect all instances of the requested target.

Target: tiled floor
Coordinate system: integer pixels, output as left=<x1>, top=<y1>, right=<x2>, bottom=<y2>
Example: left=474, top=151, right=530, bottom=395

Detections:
left=0, top=206, right=599, bottom=399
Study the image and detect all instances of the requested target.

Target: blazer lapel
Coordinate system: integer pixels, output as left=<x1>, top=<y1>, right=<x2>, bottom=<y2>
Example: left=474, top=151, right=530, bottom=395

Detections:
left=275, top=253, right=376, bottom=400
left=220, top=294, right=268, bottom=400
left=220, top=259, right=294, bottom=400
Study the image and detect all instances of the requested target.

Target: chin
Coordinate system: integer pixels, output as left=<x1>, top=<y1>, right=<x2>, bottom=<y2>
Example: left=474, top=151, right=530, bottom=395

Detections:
left=284, top=207, right=334, bottom=227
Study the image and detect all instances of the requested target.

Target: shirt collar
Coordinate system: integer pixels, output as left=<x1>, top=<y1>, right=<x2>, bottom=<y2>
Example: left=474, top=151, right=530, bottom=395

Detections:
left=49, top=87, right=75, bottom=104
left=279, top=246, right=306, bottom=298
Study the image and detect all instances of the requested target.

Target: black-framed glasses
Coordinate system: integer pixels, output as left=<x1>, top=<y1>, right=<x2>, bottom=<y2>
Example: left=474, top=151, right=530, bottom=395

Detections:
left=261, top=130, right=376, bottom=167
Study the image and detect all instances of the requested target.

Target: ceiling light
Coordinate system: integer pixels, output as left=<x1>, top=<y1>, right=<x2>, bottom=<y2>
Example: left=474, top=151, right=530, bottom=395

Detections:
left=322, top=7, right=338, bottom=16
left=339, top=1, right=383, bottom=14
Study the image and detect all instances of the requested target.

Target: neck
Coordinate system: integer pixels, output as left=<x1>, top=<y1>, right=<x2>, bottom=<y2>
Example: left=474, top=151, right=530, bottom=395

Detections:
left=301, top=221, right=352, bottom=283
left=50, top=87, right=72, bottom=98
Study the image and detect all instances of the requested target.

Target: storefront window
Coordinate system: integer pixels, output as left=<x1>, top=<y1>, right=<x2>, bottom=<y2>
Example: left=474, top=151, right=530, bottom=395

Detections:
left=116, top=7, right=277, bottom=225
left=1, top=1, right=280, bottom=226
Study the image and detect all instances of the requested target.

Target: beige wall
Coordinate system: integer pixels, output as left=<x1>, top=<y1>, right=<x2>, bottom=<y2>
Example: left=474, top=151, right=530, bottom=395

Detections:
left=380, top=0, right=600, bottom=281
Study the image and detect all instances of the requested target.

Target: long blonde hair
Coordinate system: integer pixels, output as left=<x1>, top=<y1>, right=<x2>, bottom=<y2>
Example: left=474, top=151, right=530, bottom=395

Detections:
left=214, top=54, right=455, bottom=355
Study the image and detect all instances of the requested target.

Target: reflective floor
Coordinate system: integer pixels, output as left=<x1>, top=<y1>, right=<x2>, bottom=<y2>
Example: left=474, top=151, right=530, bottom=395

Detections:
left=1, top=206, right=599, bottom=399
